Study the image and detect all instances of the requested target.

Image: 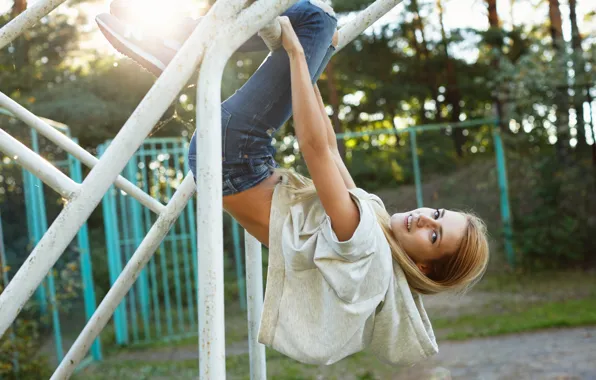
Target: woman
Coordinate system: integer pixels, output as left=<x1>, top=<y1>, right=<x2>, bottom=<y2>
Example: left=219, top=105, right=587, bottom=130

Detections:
left=98, top=0, right=489, bottom=365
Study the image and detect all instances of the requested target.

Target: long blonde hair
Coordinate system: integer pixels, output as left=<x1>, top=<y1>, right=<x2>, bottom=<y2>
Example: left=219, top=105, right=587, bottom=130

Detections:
left=278, top=169, right=490, bottom=295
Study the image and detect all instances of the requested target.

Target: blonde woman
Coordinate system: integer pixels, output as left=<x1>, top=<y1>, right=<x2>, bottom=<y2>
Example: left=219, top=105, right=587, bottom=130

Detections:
left=98, top=0, right=489, bottom=365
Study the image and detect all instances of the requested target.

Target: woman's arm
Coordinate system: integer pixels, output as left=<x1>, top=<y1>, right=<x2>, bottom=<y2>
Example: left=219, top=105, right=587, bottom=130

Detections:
left=313, top=84, right=356, bottom=189
left=280, top=17, right=359, bottom=241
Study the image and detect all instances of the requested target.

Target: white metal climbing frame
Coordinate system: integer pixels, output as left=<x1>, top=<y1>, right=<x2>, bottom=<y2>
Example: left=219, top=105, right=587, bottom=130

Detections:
left=0, top=0, right=403, bottom=378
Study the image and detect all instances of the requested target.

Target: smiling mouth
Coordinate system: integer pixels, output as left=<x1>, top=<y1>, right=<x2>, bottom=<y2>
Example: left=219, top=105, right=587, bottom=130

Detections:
left=404, top=214, right=413, bottom=232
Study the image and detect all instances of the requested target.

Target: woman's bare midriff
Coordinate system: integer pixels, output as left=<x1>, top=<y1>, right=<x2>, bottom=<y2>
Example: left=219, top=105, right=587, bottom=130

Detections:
left=222, top=172, right=282, bottom=247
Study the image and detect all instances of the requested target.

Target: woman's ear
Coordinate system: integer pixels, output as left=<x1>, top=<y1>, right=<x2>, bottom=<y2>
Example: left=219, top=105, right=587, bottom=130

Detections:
left=416, top=262, right=431, bottom=275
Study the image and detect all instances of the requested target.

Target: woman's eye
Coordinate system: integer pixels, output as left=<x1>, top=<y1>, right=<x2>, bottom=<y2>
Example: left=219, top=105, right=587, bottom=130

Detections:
left=431, top=231, right=437, bottom=244
left=433, top=209, right=440, bottom=219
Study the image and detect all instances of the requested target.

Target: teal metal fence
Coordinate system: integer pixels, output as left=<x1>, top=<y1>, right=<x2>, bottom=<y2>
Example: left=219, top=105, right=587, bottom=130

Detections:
left=99, top=137, right=246, bottom=346
left=0, top=123, right=101, bottom=372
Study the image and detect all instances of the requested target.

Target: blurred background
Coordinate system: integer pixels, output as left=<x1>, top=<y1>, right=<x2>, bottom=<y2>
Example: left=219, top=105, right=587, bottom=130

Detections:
left=0, top=0, right=595, bottom=378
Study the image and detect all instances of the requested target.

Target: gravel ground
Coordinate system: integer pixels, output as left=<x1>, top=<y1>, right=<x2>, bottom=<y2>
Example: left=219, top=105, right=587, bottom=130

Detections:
left=108, top=327, right=596, bottom=379
left=397, top=327, right=596, bottom=380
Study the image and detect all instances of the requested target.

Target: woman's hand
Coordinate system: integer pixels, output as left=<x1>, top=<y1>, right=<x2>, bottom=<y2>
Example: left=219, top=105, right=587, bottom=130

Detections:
left=279, top=16, right=304, bottom=56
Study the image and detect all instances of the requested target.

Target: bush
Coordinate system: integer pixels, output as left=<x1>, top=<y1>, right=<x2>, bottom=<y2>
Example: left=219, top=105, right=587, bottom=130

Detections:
left=0, top=285, right=53, bottom=380
left=512, top=155, right=596, bottom=269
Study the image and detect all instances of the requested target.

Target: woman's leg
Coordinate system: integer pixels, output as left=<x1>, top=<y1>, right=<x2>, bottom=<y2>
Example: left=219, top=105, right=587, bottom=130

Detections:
left=96, top=7, right=268, bottom=77
left=188, top=0, right=337, bottom=195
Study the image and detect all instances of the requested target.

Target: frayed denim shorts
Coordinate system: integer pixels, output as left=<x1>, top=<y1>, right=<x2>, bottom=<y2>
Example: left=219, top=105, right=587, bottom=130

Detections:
left=188, top=0, right=337, bottom=196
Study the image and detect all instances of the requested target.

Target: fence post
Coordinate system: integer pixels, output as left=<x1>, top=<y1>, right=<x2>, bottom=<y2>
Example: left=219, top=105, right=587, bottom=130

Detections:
left=491, top=120, right=515, bottom=267
left=68, top=140, right=102, bottom=361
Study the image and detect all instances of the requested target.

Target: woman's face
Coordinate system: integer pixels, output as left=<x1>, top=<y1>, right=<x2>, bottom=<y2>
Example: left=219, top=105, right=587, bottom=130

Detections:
left=390, top=208, right=467, bottom=274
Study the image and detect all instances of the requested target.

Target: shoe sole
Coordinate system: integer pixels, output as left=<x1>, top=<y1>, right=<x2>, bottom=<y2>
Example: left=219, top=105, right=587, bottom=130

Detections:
left=96, top=14, right=165, bottom=77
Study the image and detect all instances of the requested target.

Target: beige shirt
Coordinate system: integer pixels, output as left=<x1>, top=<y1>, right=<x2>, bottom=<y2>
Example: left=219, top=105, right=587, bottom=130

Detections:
left=258, top=176, right=439, bottom=365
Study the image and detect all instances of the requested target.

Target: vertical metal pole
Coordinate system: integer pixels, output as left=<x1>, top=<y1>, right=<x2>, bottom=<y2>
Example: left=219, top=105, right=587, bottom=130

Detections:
left=409, top=129, right=424, bottom=208
left=163, top=153, right=185, bottom=333
left=197, top=53, right=227, bottom=380
left=171, top=141, right=196, bottom=330
left=99, top=143, right=128, bottom=345
left=68, top=141, right=102, bottom=361
left=138, top=144, right=163, bottom=338
left=119, top=186, right=139, bottom=342
left=126, top=158, right=151, bottom=341
left=23, top=168, right=47, bottom=314
left=30, top=129, right=64, bottom=362
left=231, top=218, right=246, bottom=310
left=244, top=233, right=266, bottom=380
left=492, top=122, right=515, bottom=267
left=150, top=142, right=174, bottom=336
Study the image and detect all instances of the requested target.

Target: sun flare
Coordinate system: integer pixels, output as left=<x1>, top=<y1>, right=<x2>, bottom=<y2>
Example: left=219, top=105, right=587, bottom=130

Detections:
left=107, top=0, right=208, bottom=36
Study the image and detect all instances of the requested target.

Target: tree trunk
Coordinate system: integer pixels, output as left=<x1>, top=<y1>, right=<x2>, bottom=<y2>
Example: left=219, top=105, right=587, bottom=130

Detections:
left=438, top=0, right=464, bottom=157
left=11, top=0, right=29, bottom=67
left=324, top=60, right=345, bottom=159
left=568, top=0, right=587, bottom=150
left=11, top=0, right=27, bottom=16
left=486, top=0, right=499, bottom=28
left=485, top=0, right=506, bottom=133
left=410, top=0, right=435, bottom=124
left=549, top=0, right=569, bottom=162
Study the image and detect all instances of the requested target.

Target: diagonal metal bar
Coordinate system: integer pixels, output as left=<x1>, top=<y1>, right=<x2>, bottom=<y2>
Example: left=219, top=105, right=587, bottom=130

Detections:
left=336, top=0, right=404, bottom=52
left=51, top=174, right=196, bottom=379
left=0, top=128, right=78, bottom=198
left=0, top=92, right=165, bottom=215
left=0, top=0, right=237, bottom=337
left=0, top=0, right=68, bottom=50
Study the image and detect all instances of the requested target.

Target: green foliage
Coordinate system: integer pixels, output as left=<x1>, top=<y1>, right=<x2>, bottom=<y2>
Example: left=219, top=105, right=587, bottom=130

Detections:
left=511, top=154, right=596, bottom=269
left=0, top=285, right=52, bottom=380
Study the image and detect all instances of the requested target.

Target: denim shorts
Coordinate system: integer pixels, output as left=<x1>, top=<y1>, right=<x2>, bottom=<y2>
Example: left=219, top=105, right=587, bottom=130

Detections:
left=188, top=0, right=337, bottom=196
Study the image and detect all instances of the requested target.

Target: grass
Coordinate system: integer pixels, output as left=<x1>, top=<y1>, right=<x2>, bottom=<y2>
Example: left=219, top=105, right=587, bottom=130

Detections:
left=432, top=297, right=596, bottom=340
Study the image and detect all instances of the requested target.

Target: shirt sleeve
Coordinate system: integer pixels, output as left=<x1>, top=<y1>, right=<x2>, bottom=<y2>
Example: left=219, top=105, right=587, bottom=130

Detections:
left=319, top=189, right=379, bottom=260
left=314, top=190, right=387, bottom=304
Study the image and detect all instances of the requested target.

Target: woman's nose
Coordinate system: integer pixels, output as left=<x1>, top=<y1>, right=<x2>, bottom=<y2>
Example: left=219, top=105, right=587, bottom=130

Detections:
left=418, top=214, right=437, bottom=228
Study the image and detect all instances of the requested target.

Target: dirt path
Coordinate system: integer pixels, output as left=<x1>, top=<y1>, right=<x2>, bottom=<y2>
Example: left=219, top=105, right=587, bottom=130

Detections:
left=397, top=327, right=596, bottom=380
left=111, top=327, right=596, bottom=379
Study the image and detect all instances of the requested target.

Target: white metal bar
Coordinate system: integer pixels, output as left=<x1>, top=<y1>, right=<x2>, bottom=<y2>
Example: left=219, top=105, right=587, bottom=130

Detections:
left=244, top=233, right=266, bottom=380
left=0, top=0, right=67, bottom=50
left=195, top=1, right=298, bottom=377
left=0, top=92, right=165, bottom=215
left=196, top=35, right=229, bottom=380
left=0, top=108, right=69, bottom=133
left=0, top=128, right=78, bottom=198
left=51, top=174, right=196, bottom=379
left=336, top=0, right=405, bottom=51
left=0, top=0, right=235, bottom=337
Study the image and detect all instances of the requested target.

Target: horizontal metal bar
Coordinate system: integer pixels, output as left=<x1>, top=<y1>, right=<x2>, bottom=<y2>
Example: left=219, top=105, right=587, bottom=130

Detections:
left=0, top=128, right=78, bottom=198
left=0, top=108, right=70, bottom=133
left=52, top=174, right=196, bottom=379
left=0, top=0, right=68, bottom=50
left=335, top=118, right=498, bottom=140
left=0, top=92, right=165, bottom=215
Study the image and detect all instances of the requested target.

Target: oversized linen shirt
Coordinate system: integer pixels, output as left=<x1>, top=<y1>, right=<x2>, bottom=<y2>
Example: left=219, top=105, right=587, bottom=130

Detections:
left=258, top=176, right=439, bottom=365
